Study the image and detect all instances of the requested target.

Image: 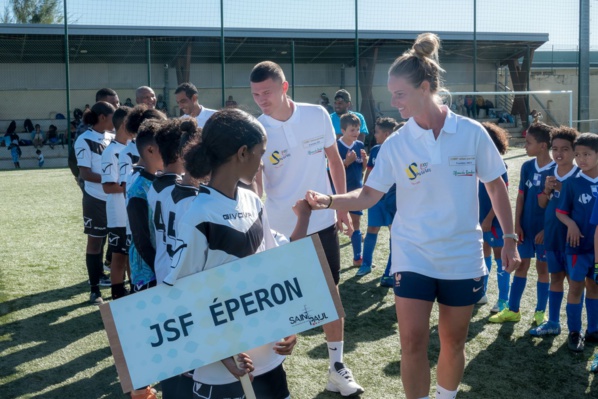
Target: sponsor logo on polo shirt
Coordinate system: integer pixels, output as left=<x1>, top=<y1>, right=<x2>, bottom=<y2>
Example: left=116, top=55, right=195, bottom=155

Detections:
left=268, top=149, right=291, bottom=167
left=405, top=161, right=431, bottom=183
left=453, top=169, right=475, bottom=177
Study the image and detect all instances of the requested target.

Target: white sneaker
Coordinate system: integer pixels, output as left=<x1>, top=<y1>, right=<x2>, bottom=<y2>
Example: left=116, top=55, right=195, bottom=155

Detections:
left=326, top=362, right=364, bottom=397
left=477, top=294, right=488, bottom=305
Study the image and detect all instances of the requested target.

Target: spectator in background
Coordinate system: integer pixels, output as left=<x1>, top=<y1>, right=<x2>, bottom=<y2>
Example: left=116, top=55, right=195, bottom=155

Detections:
left=320, top=93, right=334, bottom=114
left=24, top=119, right=34, bottom=135
left=46, top=124, right=59, bottom=149
left=225, top=95, right=238, bottom=108
left=136, top=86, right=157, bottom=109
left=330, top=89, right=369, bottom=142
left=8, top=139, right=21, bottom=169
left=36, top=149, right=44, bottom=167
left=32, top=124, right=44, bottom=148
left=175, top=82, right=216, bottom=128
left=124, top=98, right=134, bottom=107
left=156, top=94, right=168, bottom=114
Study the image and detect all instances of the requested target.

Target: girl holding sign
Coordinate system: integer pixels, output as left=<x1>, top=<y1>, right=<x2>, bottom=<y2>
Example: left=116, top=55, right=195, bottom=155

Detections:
left=306, top=33, right=521, bottom=399
left=164, top=108, right=309, bottom=399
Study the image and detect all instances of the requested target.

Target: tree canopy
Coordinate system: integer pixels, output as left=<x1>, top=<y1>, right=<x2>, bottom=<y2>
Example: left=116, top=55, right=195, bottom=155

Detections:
left=1, top=0, right=63, bottom=24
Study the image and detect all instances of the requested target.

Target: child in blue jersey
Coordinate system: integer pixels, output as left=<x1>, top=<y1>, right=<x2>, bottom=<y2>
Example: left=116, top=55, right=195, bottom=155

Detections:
left=490, top=123, right=555, bottom=324
left=127, top=121, right=163, bottom=291
left=361, top=117, right=400, bottom=282
left=338, top=113, right=368, bottom=270
left=478, top=123, right=511, bottom=312
left=530, top=126, right=579, bottom=337
left=557, top=133, right=598, bottom=352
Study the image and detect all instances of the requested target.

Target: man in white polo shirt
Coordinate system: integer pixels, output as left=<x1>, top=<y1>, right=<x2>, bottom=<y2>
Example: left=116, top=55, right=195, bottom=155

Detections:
left=250, top=61, right=363, bottom=397
left=175, top=82, right=216, bottom=128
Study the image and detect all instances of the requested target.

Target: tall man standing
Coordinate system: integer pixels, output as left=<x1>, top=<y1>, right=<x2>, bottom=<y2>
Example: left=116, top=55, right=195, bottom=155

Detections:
left=250, top=61, right=364, bottom=397
left=174, top=82, right=216, bottom=128
left=330, top=89, right=369, bottom=143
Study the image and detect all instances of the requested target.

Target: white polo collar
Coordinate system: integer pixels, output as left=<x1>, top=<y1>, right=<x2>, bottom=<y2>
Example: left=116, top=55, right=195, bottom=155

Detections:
left=407, top=105, right=458, bottom=139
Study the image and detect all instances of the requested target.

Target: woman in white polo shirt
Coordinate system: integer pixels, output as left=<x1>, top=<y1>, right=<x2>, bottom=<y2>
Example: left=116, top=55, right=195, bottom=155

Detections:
left=306, top=33, right=520, bottom=399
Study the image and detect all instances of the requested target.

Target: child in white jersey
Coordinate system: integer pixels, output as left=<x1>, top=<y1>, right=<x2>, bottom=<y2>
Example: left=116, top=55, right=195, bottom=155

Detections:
left=164, top=108, right=309, bottom=399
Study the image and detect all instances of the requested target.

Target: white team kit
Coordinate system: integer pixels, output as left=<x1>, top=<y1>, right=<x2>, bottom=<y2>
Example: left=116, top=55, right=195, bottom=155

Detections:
left=101, top=140, right=127, bottom=228
left=365, top=106, right=506, bottom=279
left=147, top=173, right=181, bottom=283
left=154, top=181, right=199, bottom=282
left=118, top=139, right=140, bottom=187
left=182, top=106, right=217, bottom=128
left=75, top=128, right=115, bottom=201
left=163, top=185, right=282, bottom=385
left=258, top=102, right=337, bottom=237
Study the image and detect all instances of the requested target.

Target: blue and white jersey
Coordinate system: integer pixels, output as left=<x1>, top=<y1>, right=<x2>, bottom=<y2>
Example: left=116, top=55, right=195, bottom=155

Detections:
left=337, top=139, right=365, bottom=192
left=74, top=128, right=114, bottom=200
left=147, top=173, right=181, bottom=283
left=478, top=162, right=508, bottom=227
left=127, top=170, right=157, bottom=287
left=544, top=165, right=578, bottom=252
left=557, top=171, right=598, bottom=254
left=101, top=140, right=127, bottom=228
left=518, top=159, right=556, bottom=236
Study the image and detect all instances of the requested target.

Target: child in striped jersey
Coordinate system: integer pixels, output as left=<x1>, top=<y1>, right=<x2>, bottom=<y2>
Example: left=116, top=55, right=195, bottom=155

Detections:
left=164, top=108, right=309, bottom=399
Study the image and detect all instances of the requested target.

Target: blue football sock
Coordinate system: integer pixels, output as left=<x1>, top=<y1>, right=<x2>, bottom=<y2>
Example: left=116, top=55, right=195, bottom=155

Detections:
left=508, top=276, right=527, bottom=313
left=362, top=232, right=378, bottom=267
left=536, top=281, right=550, bottom=312
left=383, top=237, right=392, bottom=277
left=495, top=259, right=510, bottom=301
left=483, top=256, right=492, bottom=294
left=566, top=301, right=583, bottom=333
left=548, top=290, right=564, bottom=323
left=351, top=230, right=362, bottom=261
left=586, top=297, right=598, bottom=333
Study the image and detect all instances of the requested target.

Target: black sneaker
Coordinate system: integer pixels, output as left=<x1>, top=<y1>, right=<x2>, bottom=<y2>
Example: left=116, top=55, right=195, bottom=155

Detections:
left=568, top=331, right=585, bottom=352
left=585, top=330, right=598, bottom=343
left=90, top=292, right=104, bottom=305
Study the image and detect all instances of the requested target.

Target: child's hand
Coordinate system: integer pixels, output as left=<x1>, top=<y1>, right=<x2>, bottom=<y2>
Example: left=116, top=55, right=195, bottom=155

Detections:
left=360, top=149, right=368, bottom=163
left=516, top=224, right=524, bottom=243
left=566, top=225, right=584, bottom=247
left=221, top=353, right=254, bottom=381
left=346, top=150, right=357, bottom=165
left=480, top=218, right=492, bottom=232
left=292, top=199, right=312, bottom=218
left=273, top=335, right=297, bottom=355
left=534, top=230, right=544, bottom=245
left=545, top=176, right=556, bottom=194
left=305, top=190, right=331, bottom=210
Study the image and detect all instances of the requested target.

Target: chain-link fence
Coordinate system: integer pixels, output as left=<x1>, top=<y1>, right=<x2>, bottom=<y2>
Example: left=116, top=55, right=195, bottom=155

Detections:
left=0, top=0, right=595, bottom=156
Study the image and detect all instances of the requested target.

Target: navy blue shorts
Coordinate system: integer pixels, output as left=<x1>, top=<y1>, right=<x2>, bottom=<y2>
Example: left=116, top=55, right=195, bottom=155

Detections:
left=546, top=250, right=567, bottom=274
left=393, top=271, right=485, bottom=306
left=567, top=254, right=595, bottom=282
left=482, top=225, right=504, bottom=248
left=518, top=238, right=546, bottom=262
left=367, top=199, right=393, bottom=227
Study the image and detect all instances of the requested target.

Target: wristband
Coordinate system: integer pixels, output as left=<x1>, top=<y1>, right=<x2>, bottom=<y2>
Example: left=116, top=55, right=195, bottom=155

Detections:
left=325, top=195, right=334, bottom=209
left=502, top=233, right=518, bottom=243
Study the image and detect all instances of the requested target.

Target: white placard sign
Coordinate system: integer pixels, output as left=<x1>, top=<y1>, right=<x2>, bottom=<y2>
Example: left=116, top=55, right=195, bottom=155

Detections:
left=100, top=235, right=344, bottom=392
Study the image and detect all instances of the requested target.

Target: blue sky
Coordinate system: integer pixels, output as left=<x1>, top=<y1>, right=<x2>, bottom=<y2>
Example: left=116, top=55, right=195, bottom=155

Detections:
left=1, top=0, right=596, bottom=51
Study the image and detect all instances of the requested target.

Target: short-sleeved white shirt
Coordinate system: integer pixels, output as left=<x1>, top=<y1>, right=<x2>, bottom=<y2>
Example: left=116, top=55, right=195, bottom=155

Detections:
left=182, top=106, right=217, bottom=128
left=101, top=140, right=127, bottom=227
left=75, top=128, right=114, bottom=201
left=258, top=102, right=337, bottom=237
left=366, top=106, right=506, bottom=279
